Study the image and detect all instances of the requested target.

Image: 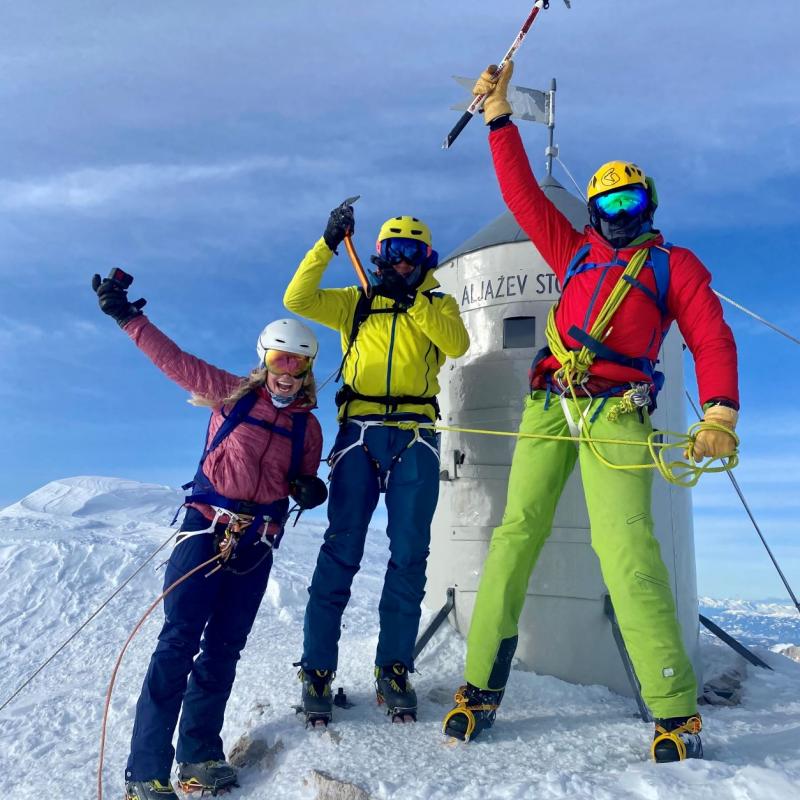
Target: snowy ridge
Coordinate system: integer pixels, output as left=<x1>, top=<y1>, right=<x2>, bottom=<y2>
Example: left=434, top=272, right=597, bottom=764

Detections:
left=0, top=477, right=799, bottom=799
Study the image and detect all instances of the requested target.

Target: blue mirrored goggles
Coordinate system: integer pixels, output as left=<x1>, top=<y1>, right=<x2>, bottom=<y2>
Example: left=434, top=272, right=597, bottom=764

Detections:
left=380, top=237, right=428, bottom=267
left=592, top=186, right=650, bottom=221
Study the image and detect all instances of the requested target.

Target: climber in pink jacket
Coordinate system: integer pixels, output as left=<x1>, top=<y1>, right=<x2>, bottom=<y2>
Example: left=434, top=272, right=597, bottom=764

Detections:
left=92, top=269, right=325, bottom=800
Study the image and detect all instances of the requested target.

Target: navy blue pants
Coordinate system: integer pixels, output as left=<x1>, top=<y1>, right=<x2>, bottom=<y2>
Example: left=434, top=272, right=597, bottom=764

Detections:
left=126, top=508, right=273, bottom=782
left=302, top=419, right=440, bottom=672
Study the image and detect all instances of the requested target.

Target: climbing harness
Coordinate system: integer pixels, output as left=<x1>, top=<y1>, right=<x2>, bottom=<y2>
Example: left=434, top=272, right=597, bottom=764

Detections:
left=327, top=418, right=440, bottom=493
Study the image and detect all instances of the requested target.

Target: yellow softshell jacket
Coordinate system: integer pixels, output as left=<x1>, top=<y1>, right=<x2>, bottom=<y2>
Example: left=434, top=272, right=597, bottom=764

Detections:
left=284, top=238, right=470, bottom=421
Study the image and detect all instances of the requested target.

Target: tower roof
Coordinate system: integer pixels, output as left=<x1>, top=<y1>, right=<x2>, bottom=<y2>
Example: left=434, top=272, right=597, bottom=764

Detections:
left=444, top=175, right=588, bottom=262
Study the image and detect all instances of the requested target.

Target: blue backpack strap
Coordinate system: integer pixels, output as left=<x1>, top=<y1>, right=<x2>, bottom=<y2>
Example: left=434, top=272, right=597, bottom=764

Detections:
left=288, top=412, right=309, bottom=481
left=650, top=243, right=671, bottom=317
left=561, top=243, right=592, bottom=292
left=566, top=325, right=656, bottom=379
left=201, top=391, right=260, bottom=466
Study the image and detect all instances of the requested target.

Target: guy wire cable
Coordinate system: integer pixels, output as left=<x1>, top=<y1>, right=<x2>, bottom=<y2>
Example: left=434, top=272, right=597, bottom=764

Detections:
left=0, top=527, right=177, bottom=714
left=686, top=391, right=800, bottom=615
left=712, top=291, right=800, bottom=348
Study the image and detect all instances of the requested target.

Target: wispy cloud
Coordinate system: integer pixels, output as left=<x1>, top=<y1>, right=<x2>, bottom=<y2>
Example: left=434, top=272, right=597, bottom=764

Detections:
left=0, top=314, right=101, bottom=355
left=0, top=155, right=334, bottom=212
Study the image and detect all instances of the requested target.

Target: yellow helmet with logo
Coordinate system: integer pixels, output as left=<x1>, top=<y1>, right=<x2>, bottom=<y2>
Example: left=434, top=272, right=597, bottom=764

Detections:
left=377, top=216, right=432, bottom=247
left=587, top=161, right=648, bottom=200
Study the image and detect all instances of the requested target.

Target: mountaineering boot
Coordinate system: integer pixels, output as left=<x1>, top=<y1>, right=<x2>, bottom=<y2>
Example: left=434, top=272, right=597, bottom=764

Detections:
left=299, top=668, right=334, bottom=727
left=177, top=760, right=238, bottom=795
left=442, top=683, right=504, bottom=742
left=375, top=663, right=418, bottom=722
left=124, top=779, right=178, bottom=800
left=651, top=714, right=704, bottom=762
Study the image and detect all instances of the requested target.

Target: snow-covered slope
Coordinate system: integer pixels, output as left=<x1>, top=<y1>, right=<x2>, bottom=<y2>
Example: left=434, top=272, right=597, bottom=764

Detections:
left=1, top=477, right=799, bottom=799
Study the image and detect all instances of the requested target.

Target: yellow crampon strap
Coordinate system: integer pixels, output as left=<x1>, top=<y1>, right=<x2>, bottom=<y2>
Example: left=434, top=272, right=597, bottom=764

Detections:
left=650, top=715, right=703, bottom=761
left=441, top=687, right=500, bottom=742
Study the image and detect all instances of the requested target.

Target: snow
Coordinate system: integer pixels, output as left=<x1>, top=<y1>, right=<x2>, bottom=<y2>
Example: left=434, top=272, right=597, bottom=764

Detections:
left=1, top=476, right=800, bottom=799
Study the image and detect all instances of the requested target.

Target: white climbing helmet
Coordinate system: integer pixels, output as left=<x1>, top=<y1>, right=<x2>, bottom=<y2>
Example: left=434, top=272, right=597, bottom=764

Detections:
left=256, top=318, right=318, bottom=364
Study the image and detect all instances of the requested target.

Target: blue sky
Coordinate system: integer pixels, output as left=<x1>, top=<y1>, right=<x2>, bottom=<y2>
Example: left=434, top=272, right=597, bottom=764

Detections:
left=1, top=1, right=798, bottom=600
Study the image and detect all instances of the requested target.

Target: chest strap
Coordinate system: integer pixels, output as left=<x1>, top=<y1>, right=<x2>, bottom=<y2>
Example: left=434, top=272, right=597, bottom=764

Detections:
left=335, top=384, right=440, bottom=421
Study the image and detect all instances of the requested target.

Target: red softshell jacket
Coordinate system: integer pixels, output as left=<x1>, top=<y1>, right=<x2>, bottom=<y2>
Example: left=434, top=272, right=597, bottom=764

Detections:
left=490, top=123, right=739, bottom=407
left=124, top=316, right=323, bottom=507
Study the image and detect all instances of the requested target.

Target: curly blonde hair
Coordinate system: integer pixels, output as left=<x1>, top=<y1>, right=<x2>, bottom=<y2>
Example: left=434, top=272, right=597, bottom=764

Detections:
left=189, top=367, right=317, bottom=409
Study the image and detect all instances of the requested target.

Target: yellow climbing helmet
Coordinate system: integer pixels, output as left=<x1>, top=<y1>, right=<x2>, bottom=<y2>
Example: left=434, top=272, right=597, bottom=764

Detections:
left=587, top=161, right=648, bottom=200
left=377, top=216, right=432, bottom=247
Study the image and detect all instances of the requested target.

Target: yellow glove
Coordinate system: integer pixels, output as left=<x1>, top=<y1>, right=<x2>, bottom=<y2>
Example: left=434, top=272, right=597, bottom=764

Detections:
left=687, top=405, right=738, bottom=461
left=473, top=61, right=514, bottom=124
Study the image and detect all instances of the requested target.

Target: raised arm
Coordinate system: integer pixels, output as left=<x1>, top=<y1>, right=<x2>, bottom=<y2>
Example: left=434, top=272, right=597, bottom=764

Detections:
left=489, top=122, right=584, bottom=282
left=91, top=272, right=241, bottom=401
left=124, top=316, right=241, bottom=401
left=283, top=238, right=359, bottom=333
left=471, top=62, right=584, bottom=280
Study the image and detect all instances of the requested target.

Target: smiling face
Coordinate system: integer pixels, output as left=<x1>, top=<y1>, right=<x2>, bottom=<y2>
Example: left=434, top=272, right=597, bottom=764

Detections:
left=266, top=370, right=304, bottom=398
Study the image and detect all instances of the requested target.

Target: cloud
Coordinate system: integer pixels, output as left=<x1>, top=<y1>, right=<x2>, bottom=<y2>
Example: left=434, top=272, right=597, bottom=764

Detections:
left=0, top=155, right=337, bottom=212
left=0, top=314, right=102, bottom=364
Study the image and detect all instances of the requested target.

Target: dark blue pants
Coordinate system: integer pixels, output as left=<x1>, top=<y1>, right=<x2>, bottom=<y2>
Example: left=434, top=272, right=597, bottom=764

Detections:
left=126, top=508, right=273, bottom=782
left=302, top=420, right=440, bottom=672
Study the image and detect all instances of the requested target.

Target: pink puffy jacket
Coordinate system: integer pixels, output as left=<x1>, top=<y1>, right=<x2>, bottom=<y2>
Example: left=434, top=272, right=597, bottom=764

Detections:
left=124, top=316, right=323, bottom=516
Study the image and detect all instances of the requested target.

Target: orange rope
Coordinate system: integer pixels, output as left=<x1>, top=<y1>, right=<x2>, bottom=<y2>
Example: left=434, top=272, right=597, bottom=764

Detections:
left=97, top=548, right=227, bottom=800
left=0, top=528, right=176, bottom=714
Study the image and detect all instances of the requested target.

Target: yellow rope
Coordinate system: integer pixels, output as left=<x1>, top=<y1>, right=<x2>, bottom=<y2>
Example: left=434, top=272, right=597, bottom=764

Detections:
left=385, top=413, right=738, bottom=489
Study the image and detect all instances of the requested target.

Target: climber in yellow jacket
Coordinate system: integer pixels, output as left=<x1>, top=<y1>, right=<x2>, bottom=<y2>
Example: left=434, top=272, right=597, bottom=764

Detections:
left=285, top=205, right=469, bottom=725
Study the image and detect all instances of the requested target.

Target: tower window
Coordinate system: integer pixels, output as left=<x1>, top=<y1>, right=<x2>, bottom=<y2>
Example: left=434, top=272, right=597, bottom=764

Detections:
left=503, top=316, right=536, bottom=349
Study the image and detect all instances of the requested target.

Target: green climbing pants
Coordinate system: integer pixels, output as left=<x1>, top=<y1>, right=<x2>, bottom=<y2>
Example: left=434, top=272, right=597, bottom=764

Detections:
left=465, top=391, right=697, bottom=719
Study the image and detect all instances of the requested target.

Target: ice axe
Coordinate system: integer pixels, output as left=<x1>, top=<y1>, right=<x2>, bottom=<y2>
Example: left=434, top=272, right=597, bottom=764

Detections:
left=442, top=0, right=570, bottom=150
left=338, top=195, right=373, bottom=297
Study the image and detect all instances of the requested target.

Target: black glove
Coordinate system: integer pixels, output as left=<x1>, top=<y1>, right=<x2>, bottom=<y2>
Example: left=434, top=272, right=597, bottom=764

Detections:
left=91, top=270, right=147, bottom=328
left=370, top=256, right=417, bottom=308
left=323, top=203, right=355, bottom=253
left=289, top=475, right=328, bottom=510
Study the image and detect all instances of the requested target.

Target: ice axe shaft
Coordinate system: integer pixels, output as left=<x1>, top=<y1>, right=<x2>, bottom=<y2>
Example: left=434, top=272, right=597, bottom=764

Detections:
left=443, top=0, right=563, bottom=150
left=343, top=235, right=371, bottom=297
left=337, top=195, right=371, bottom=297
